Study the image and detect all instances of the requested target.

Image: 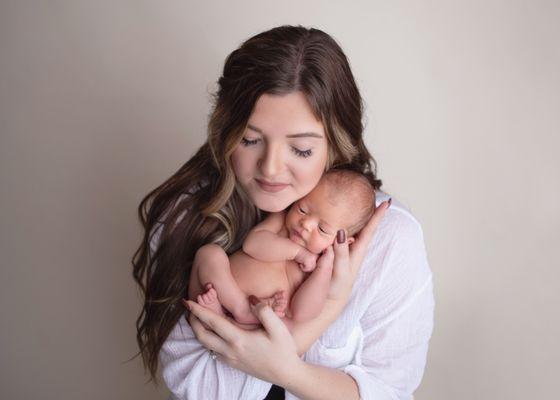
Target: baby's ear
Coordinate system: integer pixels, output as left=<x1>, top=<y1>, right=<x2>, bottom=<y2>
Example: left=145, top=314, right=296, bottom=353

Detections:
left=347, top=236, right=355, bottom=245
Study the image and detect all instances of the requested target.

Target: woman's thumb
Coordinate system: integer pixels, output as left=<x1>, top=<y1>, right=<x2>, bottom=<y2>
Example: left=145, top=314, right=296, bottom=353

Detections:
left=249, top=295, right=289, bottom=338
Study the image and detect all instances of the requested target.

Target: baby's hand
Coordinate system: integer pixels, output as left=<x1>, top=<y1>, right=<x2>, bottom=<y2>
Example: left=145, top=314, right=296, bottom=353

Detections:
left=294, top=248, right=318, bottom=272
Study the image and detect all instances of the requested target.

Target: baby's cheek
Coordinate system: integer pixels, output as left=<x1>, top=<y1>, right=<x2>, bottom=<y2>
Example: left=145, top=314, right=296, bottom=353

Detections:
left=307, top=239, right=322, bottom=255
left=309, top=237, right=332, bottom=254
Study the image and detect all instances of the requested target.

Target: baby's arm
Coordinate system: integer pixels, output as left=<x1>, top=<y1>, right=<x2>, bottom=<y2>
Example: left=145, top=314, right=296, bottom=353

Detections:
left=288, top=248, right=334, bottom=322
left=243, top=211, right=312, bottom=264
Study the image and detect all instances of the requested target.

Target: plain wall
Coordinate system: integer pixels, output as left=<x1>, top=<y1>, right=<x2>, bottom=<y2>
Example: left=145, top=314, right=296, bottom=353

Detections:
left=1, top=1, right=559, bottom=399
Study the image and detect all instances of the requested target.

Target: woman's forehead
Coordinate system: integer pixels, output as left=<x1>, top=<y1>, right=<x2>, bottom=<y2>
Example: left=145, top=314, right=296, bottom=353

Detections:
left=248, top=92, right=325, bottom=136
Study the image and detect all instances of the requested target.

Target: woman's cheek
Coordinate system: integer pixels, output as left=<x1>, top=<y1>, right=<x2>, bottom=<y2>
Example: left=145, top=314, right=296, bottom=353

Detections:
left=231, top=149, right=254, bottom=183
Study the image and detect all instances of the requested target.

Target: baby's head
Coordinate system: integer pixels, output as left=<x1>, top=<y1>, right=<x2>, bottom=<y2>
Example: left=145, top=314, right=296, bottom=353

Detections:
left=285, top=169, right=376, bottom=254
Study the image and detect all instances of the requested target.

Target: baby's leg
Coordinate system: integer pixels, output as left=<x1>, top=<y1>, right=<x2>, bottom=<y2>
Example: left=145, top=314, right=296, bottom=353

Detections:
left=288, top=260, right=333, bottom=322
left=196, top=283, right=225, bottom=316
left=195, top=283, right=263, bottom=331
left=191, top=244, right=258, bottom=324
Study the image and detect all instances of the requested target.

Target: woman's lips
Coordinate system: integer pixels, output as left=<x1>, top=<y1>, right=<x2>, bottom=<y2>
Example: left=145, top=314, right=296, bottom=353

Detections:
left=255, top=178, right=289, bottom=193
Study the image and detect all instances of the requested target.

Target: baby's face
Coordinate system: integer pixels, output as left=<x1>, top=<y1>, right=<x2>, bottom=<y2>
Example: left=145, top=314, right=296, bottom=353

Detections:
left=284, top=181, right=351, bottom=254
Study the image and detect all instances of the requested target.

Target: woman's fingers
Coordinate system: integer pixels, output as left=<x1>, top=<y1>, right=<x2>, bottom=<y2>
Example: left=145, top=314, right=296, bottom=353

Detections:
left=329, top=235, right=353, bottom=300
left=249, top=296, right=291, bottom=340
left=333, top=230, right=349, bottom=266
left=326, top=200, right=390, bottom=301
left=316, top=244, right=334, bottom=270
left=184, top=299, right=240, bottom=344
left=188, top=312, right=230, bottom=356
left=332, top=232, right=350, bottom=279
left=352, top=199, right=390, bottom=259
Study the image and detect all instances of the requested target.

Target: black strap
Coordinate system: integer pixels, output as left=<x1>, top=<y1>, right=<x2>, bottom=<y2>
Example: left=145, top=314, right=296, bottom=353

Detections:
left=263, top=384, right=285, bottom=400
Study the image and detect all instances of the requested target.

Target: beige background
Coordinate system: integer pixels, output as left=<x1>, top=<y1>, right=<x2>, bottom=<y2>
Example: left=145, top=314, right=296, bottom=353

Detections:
left=1, top=1, right=559, bottom=399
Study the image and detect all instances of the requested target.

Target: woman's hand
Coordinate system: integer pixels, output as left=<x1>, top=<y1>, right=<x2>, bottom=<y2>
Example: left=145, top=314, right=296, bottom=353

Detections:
left=184, top=297, right=303, bottom=386
left=328, top=198, right=391, bottom=301
left=290, top=198, right=391, bottom=354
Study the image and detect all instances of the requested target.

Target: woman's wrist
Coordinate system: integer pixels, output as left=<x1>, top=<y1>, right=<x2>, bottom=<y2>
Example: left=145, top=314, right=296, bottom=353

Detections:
left=274, top=355, right=307, bottom=388
left=279, top=359, right=360, bottom=400
left=291, top=297, right=349, bottom=356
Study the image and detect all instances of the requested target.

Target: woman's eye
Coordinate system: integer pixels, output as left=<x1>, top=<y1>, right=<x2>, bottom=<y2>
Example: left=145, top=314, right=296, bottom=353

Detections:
left=241, top=138, right=259, bottom=146
left=291, top=147, right=313, bottom=158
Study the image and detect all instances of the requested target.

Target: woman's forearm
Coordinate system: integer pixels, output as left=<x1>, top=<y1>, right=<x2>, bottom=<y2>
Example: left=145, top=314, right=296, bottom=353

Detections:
left=281, top=360, right=360, bottom=400
left=290, top=297, right=348, bottom=356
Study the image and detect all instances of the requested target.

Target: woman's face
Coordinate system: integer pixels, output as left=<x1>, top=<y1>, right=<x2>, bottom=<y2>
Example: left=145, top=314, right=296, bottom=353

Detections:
left=231, top=91, right=329, bottom=212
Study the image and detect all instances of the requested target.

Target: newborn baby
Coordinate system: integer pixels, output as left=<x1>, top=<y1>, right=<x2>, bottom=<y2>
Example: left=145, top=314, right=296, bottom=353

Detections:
left=188, top=169, right=376, bottom=329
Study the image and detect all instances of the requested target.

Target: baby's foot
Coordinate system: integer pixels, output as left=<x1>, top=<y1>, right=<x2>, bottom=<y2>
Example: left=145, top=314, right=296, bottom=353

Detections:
left=197, top=283, right=225, bottom=317
left=263, top=290, right=288, bottom=318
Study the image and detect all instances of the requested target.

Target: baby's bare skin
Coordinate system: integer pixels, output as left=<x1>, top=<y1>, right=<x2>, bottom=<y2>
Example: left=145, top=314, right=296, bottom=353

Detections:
left=188, top=227, right=307, bottom=325
left=189, top=175, right=369, bottom=328
left=228, top=232, right=306, bottom=317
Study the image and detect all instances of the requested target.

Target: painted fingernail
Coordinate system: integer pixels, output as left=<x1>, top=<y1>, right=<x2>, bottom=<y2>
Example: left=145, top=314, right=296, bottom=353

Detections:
left=182, top=299, right=192, bottom=311
left=248, top=295, right=260, bottom=306
left=337, top=229, right=346, bottom=244
left=387, top=198, right=392, bottom=208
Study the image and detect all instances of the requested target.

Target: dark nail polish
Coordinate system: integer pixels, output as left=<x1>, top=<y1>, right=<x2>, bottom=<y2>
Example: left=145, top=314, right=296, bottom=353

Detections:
left=337, top=229, right=346, bottom=244
left=388, top=198, right=392, bottom=208
left=248, top=295, right=260, bottom=306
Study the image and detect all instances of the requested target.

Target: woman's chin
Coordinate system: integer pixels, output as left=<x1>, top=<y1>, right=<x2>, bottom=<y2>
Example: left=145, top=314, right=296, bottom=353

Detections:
left=252, top=194, right=294, bottom=212
left=257, top=203, right=289, bottom=213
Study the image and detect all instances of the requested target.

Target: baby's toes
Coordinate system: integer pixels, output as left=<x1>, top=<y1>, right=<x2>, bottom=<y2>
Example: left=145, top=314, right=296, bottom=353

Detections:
left=208, top=287, right=218, bottom=299
left=203, top=293, right=213, bottom=304
left=274, top=290, right=285, bottom=300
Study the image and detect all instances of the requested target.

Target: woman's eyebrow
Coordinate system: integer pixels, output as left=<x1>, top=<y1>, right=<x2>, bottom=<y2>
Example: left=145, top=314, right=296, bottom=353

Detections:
left=247, top=124, right=323, bottom=139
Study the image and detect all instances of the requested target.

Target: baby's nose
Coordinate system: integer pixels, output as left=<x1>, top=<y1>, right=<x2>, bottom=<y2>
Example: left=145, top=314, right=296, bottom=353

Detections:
left=300, top=218, right=314, bottom=231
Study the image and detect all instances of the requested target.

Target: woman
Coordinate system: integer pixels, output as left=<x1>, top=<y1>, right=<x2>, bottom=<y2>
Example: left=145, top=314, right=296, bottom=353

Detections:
left=133, top=25, right=434, bottom=400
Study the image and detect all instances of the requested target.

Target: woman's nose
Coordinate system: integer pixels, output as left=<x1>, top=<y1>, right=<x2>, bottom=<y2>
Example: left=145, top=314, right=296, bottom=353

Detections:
left=258, top=143, right=284, bottom=177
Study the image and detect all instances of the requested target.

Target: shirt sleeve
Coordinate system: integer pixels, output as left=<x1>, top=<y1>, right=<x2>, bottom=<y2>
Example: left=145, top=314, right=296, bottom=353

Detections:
left=344, top=213, right=435, bottom=400
left=159, top=317, right=273, bottom=400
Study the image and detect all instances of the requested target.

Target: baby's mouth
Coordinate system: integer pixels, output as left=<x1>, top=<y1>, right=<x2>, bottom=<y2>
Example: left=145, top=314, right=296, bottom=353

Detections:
left=291, top=229, right=305, bottom=242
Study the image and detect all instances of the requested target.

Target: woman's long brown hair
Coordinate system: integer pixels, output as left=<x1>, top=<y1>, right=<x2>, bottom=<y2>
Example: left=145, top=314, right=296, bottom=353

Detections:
left=132, top=24, right=383, bottom=383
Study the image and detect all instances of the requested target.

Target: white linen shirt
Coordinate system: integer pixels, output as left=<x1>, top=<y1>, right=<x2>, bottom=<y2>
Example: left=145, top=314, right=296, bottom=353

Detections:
left=158, top=191, right=434, bottom=400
